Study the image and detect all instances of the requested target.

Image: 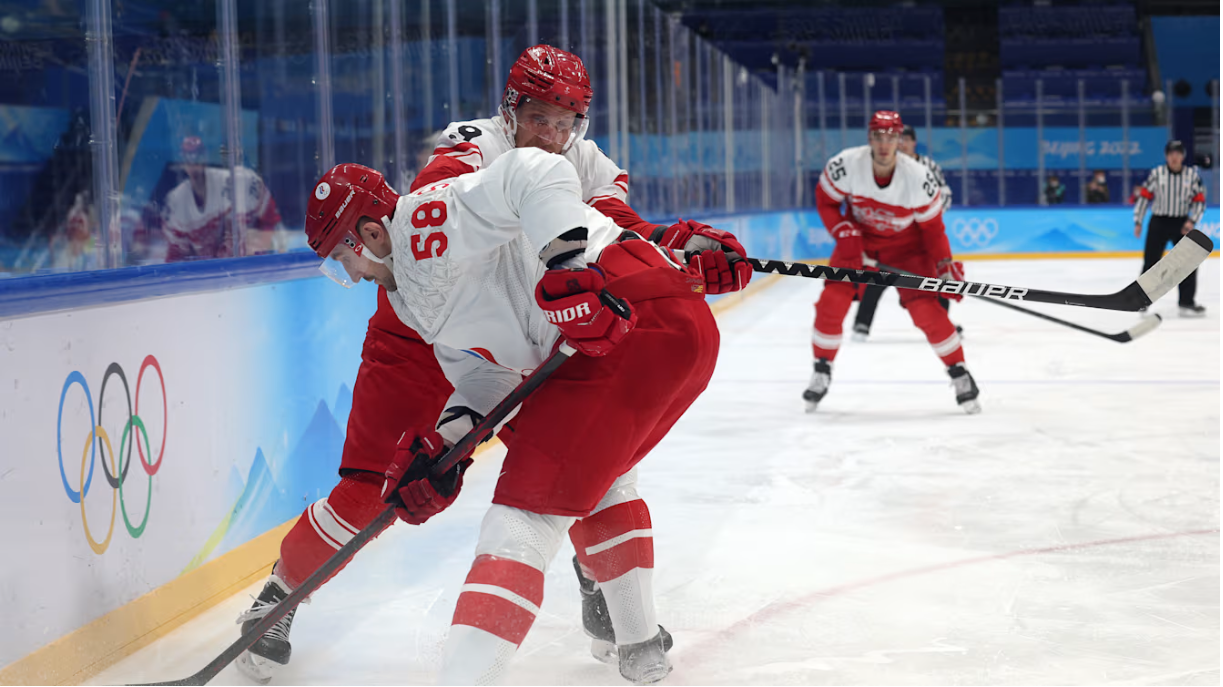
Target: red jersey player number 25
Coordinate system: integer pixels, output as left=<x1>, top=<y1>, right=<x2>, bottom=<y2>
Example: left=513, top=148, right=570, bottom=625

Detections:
left=410, top=200, right=449, bottom=260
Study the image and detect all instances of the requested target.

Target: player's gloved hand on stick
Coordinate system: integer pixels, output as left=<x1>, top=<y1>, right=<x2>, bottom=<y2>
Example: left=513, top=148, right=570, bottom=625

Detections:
left=935, top=258, right=967, bottom=302
left=828, top=221, right=865, bottom=270
left=535, top=265, right=637, bottom=357
left=651, top=219, right=753, bottom=294
left=383, top=429, right=472, bottom=525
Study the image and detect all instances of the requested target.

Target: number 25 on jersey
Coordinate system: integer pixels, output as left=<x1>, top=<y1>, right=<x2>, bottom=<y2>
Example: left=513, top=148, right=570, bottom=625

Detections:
left=410, top=200, right=449, bottom=260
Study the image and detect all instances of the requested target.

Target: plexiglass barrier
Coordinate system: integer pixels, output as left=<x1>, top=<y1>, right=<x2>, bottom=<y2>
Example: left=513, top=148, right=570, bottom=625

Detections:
left=0, top=1, right=1217, bottom=276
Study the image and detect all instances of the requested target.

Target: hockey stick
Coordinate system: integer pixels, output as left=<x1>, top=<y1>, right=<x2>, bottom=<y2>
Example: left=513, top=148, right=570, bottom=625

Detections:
left=864, top=257, right=1163, bottom=343
left=743, top=229, right=1213, bottom=312
left=130, top=343, right=578, bottom=686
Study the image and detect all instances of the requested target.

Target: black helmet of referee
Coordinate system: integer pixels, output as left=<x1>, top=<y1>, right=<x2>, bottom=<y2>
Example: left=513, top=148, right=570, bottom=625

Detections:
left=1165, top=140, right=1186, bottom=155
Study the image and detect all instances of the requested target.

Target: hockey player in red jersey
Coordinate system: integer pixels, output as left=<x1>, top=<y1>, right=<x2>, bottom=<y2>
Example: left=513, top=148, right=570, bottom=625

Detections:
left=804, top=111, right=981, bottom=414
left=234, top=44, right=749, bottom=684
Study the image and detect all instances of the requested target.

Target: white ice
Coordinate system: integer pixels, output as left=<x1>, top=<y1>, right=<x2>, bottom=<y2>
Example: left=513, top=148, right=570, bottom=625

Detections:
left=92, top=257, right=1220, bottom=686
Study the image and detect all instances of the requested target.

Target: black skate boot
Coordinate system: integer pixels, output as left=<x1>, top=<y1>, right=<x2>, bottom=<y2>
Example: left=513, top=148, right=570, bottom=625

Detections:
left=851, top=322, right=871, bottom=342
left=948, top=363, right=981, bottom=414
left=235, top=571, right=303, bottom=684
left=619, top=631, right=673, bottom=685
left=572, top=556, right=672, bottom=665
left=802, top=359, right=833, bottom=413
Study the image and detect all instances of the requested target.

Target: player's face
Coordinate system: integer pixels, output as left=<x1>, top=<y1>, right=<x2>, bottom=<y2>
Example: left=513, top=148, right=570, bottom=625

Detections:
left=899, top=135, right=917, bottom=158
left=514, top=99, right=578, bottom=154
left=869, top=130, right=900, bottom=164
left=185, top=162, right=206, bottom=189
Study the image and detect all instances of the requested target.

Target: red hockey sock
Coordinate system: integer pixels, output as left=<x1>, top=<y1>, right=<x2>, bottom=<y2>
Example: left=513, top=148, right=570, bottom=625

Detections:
left=905, top=297, right=965, bottom=367
left=451, top=554, right=545, bottom=645
left=276, top=471, right=390, bottom=590
left=812, top=282, right=857, bottom=361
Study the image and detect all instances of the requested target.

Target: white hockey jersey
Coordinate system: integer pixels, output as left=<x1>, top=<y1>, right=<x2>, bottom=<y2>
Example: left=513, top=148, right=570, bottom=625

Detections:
left=414, top=116, right=629, bottom=207
left=161, top=166, right=282, bottom=260
left=383, top=147, right=652, bottom=423
left=817, top=145, right=944, bottom=240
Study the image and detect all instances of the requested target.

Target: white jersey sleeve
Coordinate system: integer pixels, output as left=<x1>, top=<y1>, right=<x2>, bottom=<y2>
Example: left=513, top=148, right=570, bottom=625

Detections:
left=386, top=147, right=624, bottom=372
left=433, top=343, right=525, bottom=420
left=565, top=139, right=629, bottom=205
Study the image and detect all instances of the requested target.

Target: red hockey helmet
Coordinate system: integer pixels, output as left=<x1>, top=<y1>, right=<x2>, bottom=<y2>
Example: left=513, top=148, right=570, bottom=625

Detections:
left=304, top=164, right=398, bottom=287
left=868, top=110, right=904, bottom=136
left=501, top=45, right=593, bottom=151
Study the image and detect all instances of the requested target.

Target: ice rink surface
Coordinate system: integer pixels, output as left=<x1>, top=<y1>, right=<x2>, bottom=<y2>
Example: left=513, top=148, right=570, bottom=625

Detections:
left=93, top=258, right=1220, bottom=686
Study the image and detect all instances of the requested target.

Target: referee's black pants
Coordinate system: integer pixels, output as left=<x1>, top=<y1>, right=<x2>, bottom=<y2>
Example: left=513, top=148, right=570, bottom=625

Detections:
left=1143, top=215, right=1196, bottom=306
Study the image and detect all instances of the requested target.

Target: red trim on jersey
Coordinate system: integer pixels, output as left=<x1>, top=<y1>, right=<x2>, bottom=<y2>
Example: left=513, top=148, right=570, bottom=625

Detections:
left=817, top=171, right=848, bottom=203
left=592, top=197, right=658, bottom=237
left=468, top=347, right=501, bottom=365
left=815, top=183, right=851, bottom=236
left=1192, top=192, right=1206, bottom=203
left=1138, top=187, right=1155, bottom=200
left=613, top=172, right=629, bottom=193
left=410, top=155, right=480, bottom=192
left=873, top=171, right=894, bottom=187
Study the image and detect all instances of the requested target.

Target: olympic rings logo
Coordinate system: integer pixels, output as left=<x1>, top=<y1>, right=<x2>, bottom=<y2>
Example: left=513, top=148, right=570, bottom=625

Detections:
left=950, top=217, right=999, bottom=248
left=56, top=356, right=166, bottom=554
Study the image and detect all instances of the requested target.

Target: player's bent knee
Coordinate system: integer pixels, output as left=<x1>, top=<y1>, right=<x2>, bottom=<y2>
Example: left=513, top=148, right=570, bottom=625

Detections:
left=474, top=504, right=575, bottom=571
left=277, top=471, right=388, bottom=589
left=591, top=468, right=640, bottom=514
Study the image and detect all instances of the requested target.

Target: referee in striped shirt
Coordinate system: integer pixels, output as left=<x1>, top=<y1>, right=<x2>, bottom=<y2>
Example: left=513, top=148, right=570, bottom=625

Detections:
left=1134, top=140, right=1208, bottom=317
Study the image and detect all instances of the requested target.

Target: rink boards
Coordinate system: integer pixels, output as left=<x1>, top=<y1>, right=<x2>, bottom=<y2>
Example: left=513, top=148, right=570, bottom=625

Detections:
left=0, top=205, right=1217, bottom=683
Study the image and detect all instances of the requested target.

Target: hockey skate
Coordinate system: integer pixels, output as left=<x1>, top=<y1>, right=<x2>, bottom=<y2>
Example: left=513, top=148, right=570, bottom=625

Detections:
left=948, top=363, right=981, bottom=414
left=851, top=323, right=870, bottom=342
left=619, top=631, right=673, bottom=685
left=802, top=359, right=833, bottom=413
left=1179, top=303, right=1206, bottom=318
left=235, top=572, right=304, bottom=684
left=573, top=556, right=673, bottom=666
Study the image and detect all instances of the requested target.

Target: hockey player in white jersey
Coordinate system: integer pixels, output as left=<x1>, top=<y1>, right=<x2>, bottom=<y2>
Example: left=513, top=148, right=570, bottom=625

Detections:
left=305, top=148, right=724, bottom=684
left=161, top=136, right=285, bottom=260
left=851, top=124, right=960, bottom=341
left=806, top=110, right=981, bottom=413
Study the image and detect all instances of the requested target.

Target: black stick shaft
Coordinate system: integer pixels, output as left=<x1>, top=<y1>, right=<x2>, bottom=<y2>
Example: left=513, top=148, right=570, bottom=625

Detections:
left=132, top=345, right=576, bottom=686
left=746, top=257, right=1151, bottom=311
left=870, top=259, right=1140, bottom=342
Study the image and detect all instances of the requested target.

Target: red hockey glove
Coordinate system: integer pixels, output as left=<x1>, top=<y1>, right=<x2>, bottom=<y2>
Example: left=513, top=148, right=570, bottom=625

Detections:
left=935, top=258, right=966, bottom=302
left=383, top=429, right=471, bottom=525
left=828, top=221, right=865, bottom=270
left=535, top=266, right=637, bottom=357
left=652, top=219, right=753, bottom=294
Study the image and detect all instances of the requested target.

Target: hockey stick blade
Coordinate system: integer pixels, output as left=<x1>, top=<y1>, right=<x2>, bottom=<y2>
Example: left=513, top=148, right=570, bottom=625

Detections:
left=868, top=257, right=1165, bottom=344
left=744, top=229, right=1213, bottom=312
left=1135, top=229, right=1214, bottom=306
left=127, top=344, right=576, bottom=686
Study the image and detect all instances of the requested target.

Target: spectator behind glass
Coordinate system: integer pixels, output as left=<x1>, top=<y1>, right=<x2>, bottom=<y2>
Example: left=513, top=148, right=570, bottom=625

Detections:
left=1043, top=174, right=1066, bottom=205
left=1085, top=170, right=1110, bottom=204
left=161, top=136, right=287, bottom=261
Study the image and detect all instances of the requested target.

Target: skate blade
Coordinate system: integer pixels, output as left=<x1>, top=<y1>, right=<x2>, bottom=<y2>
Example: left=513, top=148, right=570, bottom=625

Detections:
left=236, top=651, right=276, bottom=685
left=804, top=400, right=820, bottom=413
left=1179, top=308, right=1207, bottom=319
left=622, top=660, right=673, bottom=685
left=851, top=332, right=868, bottom=343
left=591, top=638, right=617, bottom=664
left=959, top=399, right=982, bottom=415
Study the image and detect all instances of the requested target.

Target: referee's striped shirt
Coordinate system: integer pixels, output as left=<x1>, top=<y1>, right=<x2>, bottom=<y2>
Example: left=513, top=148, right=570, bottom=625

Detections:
left=1133, top=164, right=1207, bottom=224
